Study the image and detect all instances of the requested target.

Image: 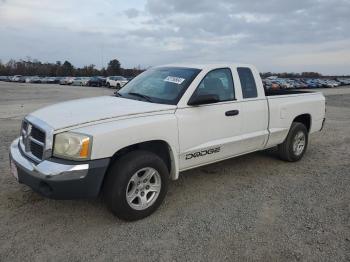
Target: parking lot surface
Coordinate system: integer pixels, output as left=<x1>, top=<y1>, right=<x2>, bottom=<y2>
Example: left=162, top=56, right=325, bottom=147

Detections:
left=0, top=82, right=349, bottom=261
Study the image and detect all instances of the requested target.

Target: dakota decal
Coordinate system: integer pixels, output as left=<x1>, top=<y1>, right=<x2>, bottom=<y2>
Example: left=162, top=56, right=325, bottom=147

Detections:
left=185, top=147, right=221, bottom=160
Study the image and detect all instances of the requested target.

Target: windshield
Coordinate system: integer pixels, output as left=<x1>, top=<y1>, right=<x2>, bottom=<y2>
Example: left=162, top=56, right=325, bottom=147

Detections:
left=118, top=67, right=201, bottom=105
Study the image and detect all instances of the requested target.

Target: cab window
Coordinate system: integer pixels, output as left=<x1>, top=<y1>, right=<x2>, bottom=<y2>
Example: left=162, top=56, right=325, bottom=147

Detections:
left=193, top=68, right=235, bottom=102
left=237, top=67, right=258, bottom=99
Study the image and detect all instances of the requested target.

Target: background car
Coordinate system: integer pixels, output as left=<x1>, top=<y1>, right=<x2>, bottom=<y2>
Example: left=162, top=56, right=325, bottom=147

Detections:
left=71, top=77, right=90, bottom=86
left=48, top=77, right=61, bottom=84
left=262, top=78, right=346, bottom=89
left=305, top=79, right=319, bottom=88
left=337, top=78, right=350, bottom=85
left=0, top=76, right=9, bottom=81
left=40, top=77, right=51, bottom=84
left=106, top=76, right=128, bottom=89
left=25, top=76, right=42, bottom=83
left=59, top=77, right=74, bottom=85
left=18, top=76, right=27, bottom=83
left=327, top=79, right=340, bottom=87
left=87, top=77, right=105, bottom=87
left=11, top=75, right=23, bottom=82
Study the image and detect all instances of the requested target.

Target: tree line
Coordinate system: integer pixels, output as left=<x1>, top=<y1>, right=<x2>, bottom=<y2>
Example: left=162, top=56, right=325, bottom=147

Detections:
left=0, top=58, right=144, bottom=77
left=1, top=58, right=347, bottom=78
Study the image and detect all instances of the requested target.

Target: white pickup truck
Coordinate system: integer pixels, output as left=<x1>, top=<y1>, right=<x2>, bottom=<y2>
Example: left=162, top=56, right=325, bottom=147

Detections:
left=9, top=63, right=326, bottom=220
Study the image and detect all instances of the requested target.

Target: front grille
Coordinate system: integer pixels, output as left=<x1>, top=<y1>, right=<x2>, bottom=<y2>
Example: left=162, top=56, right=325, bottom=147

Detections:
left=21, top=120, right=46, bottom=161
left=30, top=141, right=44, bottom=159
left=31, top=126, right=45, bottom=142
left=22, top=121, right=28, bottom=130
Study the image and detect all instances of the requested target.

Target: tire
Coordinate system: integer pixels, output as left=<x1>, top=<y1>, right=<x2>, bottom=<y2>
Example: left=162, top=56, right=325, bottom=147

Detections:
left=103, top=150, right=169, bottom=221
left=278, top=122, right=308, bottom=162
left=116, top=83, right=121, bottom=89
left=106, top=82, right=110, bottom=88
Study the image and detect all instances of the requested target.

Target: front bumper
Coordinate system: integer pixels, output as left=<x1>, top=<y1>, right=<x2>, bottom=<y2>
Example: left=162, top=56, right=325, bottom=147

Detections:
left=9, top=138, right=110, bottom=199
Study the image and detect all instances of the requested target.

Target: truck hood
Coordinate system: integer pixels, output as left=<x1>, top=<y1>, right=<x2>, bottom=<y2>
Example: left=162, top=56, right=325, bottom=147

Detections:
left=29, top=96, right=176, bottom=130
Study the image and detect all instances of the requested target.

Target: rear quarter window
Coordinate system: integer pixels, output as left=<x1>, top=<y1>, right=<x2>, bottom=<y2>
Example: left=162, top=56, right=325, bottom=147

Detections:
left=237, top=67, right=258, bottom=99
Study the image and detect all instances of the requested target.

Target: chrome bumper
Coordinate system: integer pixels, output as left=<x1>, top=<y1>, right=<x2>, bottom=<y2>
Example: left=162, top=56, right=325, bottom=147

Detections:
left=9, top=138, right=110, bottom=199
left=10, top=138, right=89, bottom=181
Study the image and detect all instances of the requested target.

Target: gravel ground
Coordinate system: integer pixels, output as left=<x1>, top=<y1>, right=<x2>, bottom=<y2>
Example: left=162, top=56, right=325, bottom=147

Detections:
left=0, top=82, right=349, bottom=261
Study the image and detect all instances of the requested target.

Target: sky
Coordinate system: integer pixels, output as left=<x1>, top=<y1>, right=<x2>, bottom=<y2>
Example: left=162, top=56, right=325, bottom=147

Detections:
left=0, top=0, right=349, bottom=74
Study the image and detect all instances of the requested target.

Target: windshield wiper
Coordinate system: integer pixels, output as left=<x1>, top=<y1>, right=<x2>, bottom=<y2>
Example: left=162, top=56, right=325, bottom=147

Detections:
left=114, top=91, right=123, bottom=97
left=128, top=92, right=153, bottom=102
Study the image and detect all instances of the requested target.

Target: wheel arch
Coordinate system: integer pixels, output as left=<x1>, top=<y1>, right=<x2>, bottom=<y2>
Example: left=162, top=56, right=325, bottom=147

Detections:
left=107, top=140, right=179, bottom=180
left=292, top=113, right=311, bottom=132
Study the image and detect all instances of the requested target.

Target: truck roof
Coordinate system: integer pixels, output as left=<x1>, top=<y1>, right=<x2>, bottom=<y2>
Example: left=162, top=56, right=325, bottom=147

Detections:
left=155, top=63, right=255, bottom=70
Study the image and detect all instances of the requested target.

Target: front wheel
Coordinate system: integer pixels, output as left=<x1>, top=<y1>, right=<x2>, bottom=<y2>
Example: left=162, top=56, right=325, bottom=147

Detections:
left=103, top=150, right=169, bottom=221
left=278, top=122, right=308, bottom=162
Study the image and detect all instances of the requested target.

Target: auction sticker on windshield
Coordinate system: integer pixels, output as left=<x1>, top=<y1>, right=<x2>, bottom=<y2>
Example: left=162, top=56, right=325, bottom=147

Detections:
left=164, top=76, right=185, bottom=85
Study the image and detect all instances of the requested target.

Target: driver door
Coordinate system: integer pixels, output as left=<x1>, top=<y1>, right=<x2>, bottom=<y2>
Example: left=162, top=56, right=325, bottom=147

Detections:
left=176, top=68, right=243, bottom=170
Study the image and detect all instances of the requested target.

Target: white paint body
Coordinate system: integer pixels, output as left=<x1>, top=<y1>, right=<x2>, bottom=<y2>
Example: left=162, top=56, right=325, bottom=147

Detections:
left=29, top=63, right=326, bottom=179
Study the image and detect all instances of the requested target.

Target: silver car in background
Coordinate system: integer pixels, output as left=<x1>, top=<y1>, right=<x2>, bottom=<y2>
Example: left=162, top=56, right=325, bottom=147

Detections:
left=71, top=77, right=90, bottom=86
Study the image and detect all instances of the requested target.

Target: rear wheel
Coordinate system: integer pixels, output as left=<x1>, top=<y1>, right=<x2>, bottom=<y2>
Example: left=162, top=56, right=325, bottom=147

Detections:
left=103, top=150, right=169, bottom=221
left=278, top=122, right=308, bottom=162
left=116, top=83, right=121, bottom=89
left=106, top=82, right=110, bottom=88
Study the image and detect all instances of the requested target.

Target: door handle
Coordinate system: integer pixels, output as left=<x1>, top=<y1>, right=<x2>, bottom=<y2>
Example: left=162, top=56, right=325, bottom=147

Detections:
left=225, top=110, right=239, bottom=116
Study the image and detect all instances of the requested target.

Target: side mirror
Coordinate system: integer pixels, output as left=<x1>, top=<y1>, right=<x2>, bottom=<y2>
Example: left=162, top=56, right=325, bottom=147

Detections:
left=188, top=94, right=220, bottom=106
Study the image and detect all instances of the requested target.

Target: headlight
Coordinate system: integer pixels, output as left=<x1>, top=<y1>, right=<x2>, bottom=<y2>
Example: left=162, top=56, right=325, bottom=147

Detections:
left=53, top=132, right=92, bottom=160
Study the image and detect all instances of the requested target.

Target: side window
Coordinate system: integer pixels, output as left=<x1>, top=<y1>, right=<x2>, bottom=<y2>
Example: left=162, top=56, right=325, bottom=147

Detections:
left=194, top=68, right=235, bottom=102
left=237, top=67, right=257, bottom=99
